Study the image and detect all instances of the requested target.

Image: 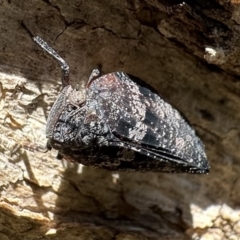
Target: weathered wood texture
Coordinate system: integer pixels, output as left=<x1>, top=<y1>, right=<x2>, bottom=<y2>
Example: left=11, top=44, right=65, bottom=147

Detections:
left=0, top=0, right=240, bottom=239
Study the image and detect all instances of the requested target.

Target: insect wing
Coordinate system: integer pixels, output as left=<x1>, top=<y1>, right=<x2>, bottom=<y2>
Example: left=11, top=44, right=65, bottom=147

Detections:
left=87, top=72, right=209, bottom=173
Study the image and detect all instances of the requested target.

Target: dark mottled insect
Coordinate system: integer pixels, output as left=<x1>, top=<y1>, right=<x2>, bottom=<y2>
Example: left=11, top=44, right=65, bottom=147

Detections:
left=33, top=36, right=209, bottom=173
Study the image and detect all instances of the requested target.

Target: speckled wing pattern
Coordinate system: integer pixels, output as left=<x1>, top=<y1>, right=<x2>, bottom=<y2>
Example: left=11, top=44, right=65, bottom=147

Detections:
left=33, top=36, right=209, bottom=173
left=86, top=72, right=209, bottom=173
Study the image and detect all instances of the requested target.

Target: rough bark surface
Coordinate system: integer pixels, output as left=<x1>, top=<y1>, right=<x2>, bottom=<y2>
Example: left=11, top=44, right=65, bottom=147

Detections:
left=0, top=0, right=240, bottom=239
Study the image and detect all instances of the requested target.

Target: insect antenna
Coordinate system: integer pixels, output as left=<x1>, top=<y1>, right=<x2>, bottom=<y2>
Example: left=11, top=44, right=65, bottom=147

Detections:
left=33, top=36, right=70, bottom=87
left=21, top=141, right=49, bottom=153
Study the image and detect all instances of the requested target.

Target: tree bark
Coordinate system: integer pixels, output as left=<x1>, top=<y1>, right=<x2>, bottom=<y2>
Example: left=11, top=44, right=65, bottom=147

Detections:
left=0, top=0, right=240, bottom=239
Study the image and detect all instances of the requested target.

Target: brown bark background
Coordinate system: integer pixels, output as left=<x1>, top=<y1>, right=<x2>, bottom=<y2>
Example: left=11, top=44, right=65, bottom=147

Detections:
left=0, top=0, right=240, bottom=239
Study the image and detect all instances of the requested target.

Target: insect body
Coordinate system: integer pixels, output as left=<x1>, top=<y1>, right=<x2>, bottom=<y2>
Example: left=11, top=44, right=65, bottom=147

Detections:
left=34, top=36, right=209, bottom=173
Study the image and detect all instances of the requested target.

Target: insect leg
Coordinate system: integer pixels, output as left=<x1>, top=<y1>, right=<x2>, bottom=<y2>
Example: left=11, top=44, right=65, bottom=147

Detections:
left=87, top=69, right=101, bottom=87
left=33, top=36, right=70, bottom=87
